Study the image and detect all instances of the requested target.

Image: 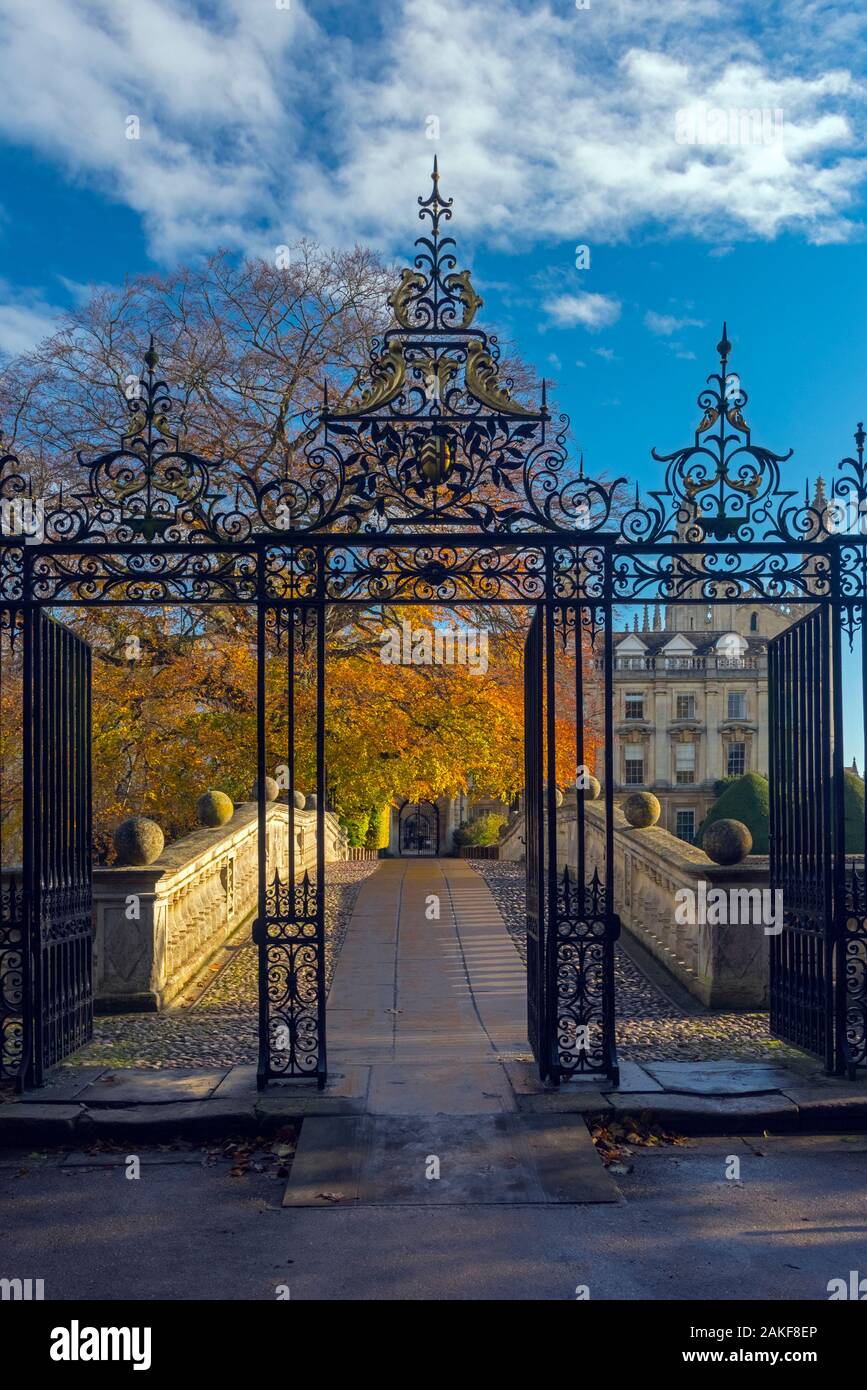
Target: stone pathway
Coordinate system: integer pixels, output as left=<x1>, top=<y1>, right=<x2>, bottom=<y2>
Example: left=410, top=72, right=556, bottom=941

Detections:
left=75, top=854, right=804, bottom=1070
left=326, top=857, right=530, bottom=1075
left=473, top=861, right=804, bottom=1064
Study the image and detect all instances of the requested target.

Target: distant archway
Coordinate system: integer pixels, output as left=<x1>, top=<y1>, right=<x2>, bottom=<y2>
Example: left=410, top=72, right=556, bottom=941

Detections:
left=399, top=801, right=439, bottom=857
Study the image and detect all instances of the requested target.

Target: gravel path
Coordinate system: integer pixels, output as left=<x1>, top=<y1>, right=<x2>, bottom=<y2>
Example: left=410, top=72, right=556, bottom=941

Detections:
left=76, top=861, right=379, bottom=1070
left=472, top=861, right=805, bottom=1064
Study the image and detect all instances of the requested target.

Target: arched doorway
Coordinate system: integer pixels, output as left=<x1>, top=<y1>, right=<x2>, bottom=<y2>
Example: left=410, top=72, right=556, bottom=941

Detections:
left=399, top=801, right=439, bottom=857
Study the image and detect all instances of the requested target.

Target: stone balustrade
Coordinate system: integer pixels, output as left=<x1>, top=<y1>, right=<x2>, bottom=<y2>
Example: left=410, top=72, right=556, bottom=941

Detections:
left=93, top=803, right=347, bottom=1013
left=499, top=800, right=771, bottom=1007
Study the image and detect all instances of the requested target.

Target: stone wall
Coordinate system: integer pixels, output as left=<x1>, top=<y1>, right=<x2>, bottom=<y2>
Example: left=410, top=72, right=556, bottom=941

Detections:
left=499, top=801, right=771, bottom=1008
left=93, top=803, right=347, bottom=1013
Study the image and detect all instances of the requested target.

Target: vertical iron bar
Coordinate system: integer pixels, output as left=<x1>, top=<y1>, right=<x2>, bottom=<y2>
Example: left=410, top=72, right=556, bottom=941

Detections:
left=574, top=604, right=586, bottom=904
left=255, top=591, right=269, bottom=1091
left=830, top=589, right=846, bottom=1074
left=602, top=585, right=619, bottom=1085
left=544, top=600, right=558, bottom=1083
left=315, top=602, right=327, bottom=1088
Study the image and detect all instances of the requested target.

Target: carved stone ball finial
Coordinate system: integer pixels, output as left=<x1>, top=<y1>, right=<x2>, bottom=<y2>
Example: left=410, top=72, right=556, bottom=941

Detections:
left=703, top=817, right=753, bottom=865
left=622, top=791, right=661, bottom=828
left=113, top=816, right=164, bottom=866
left=196, top=790, right=234, bottom=827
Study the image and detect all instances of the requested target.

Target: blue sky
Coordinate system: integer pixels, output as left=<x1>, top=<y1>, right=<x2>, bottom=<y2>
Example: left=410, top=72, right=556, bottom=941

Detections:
left=1, top=0, right=866, bottom=755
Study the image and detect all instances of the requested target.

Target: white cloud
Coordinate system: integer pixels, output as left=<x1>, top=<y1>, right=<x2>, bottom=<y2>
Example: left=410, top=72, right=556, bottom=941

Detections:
left=0, top=284, right=59, bottom=353
left=0, top=0, right=862, bottom=259
left=644, top=310, right=706, bottom=336
left=543, top=292, right=621, bottom=331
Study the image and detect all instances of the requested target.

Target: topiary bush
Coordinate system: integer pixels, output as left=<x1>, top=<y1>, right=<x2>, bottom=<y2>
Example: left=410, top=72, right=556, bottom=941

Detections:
left=698, top=773, right=769, bottom=853
left=700, top=769, right=864, bottom=855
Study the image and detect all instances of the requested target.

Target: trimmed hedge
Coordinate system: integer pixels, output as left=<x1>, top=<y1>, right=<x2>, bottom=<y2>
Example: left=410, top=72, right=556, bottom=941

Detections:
left=698, top=769, right=865, bottom=855
left=698, top=772, right=770, bottom=853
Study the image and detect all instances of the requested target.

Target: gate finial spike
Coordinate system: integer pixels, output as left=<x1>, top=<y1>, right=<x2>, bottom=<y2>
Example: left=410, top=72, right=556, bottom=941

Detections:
left=717, top=321, right=731, bottom=360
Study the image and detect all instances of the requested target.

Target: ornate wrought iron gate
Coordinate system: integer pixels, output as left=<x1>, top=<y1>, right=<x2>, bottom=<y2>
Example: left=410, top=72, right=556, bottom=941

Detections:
left=768, top=605, right=845, bottom=1071
left=1, top=164, right=865, bottom=1090
left=21, top=610, right=92, bottom=1089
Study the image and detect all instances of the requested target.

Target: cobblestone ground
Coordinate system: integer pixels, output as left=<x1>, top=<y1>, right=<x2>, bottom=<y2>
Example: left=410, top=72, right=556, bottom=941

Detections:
left=75, top=862, right=379, bottom=1069
left=473, top=861, right=805, bottom=1064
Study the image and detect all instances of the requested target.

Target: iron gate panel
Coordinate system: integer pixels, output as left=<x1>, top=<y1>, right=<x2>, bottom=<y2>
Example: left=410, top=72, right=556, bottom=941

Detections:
left=22, top=610, right=92, bottom=1089
left=256, top=603, right=327, bottom=1090
left=768, top=604, right=843, bottom=1071
left=523, top=606, right=549, bottom=1075
left=554, top=603, right=620, bottom=1086
left=0, top=608, right=24, bottom=1079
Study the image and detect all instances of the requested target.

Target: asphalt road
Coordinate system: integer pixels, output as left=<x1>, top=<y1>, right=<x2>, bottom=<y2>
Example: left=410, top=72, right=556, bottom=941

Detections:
left=3, top=1134, right=867, bottom=1301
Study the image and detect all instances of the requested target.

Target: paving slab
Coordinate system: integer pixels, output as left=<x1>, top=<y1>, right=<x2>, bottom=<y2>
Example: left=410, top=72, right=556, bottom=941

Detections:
left=514, top=1088, right=611, bottom=1116
left=75, top=1067, right=228, bottom=1107
left=0, top=1104, right=81, bottom=1142
left=605, top=1090, right=800, bottom=1133
left=283, top=1112, right=618, bottom=1206
left=77, top=1098, right=258, bottom=1138
left=602, top=1061, right=664, bottom=1094
left=16, top=1066, right=107, bottom=1102
left=642, top=1060, right=801, bottom=1096
left=780, top=1086, right=867, bottom=1128
left=367, top=1061, right=513, bottom=1115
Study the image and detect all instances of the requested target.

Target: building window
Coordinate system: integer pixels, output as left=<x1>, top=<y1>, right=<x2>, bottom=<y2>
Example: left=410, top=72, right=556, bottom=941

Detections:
left=727, top=741, right=746, bottom=776
left=624, top=746, right=644, bottom=785
left=727, top=691, right=747, bottom=720
left=750, top=612, right=758, bottom=632
left=675, top=810, right=696, bottom=843
left=675, top=743, right=696, bottom=784
left=624, top=693, right=644, bottom=720
left=675, top=693, right=695, bottom=720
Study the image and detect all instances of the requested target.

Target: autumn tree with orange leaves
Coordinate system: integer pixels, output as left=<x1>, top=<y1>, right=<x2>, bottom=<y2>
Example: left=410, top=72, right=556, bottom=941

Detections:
left=0, top=243, right=600, bottom=858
